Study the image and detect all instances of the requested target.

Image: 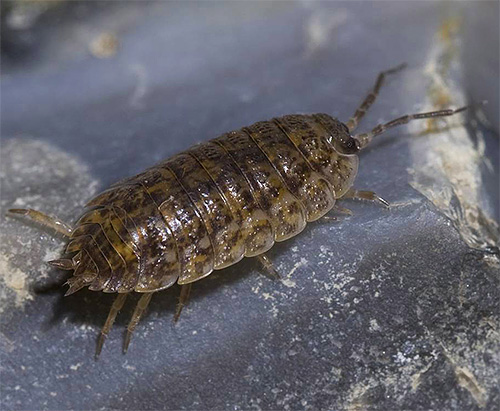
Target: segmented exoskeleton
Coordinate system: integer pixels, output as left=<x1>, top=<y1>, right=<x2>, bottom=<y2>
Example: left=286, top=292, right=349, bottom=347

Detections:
left=8, top=64, right=469, bottom=357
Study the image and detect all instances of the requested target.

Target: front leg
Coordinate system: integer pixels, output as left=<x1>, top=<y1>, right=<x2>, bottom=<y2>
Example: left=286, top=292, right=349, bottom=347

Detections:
left=341, top=188, right=390, bottom=208
left=321, top=204, right=354, bottom=222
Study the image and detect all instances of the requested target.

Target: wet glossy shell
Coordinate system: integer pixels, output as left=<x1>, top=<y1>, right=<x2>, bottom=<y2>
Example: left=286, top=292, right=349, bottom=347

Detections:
left=64, top=114, right=358, bottom=294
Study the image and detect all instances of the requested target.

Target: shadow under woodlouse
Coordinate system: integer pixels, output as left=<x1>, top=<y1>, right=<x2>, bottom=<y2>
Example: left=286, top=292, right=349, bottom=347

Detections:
left=41, top=258, right=260, bottom=340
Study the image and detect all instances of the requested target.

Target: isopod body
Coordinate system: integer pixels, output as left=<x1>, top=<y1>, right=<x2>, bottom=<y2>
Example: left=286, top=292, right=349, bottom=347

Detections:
left=8, top=64, right=468, bottom=356
left=69, top=113, right=357, bottom=294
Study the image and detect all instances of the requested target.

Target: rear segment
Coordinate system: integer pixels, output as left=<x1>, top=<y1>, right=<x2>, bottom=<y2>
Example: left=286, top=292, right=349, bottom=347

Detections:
left=67, top=185, right=180, bottom=293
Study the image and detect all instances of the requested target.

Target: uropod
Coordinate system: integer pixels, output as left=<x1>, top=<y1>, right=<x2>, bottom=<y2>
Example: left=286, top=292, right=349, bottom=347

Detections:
left=8, top=64, right=469, bottom=357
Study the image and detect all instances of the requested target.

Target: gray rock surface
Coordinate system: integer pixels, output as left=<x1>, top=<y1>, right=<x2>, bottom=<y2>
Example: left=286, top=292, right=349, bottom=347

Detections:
left=1, top=2, right=498, bottom=410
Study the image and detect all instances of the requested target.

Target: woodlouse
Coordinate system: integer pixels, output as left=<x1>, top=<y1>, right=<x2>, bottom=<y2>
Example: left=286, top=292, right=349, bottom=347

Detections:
left=8, top=64, right=469, bottom=357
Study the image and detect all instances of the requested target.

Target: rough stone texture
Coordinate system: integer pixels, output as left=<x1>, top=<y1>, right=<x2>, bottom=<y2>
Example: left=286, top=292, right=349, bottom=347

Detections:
left=1, top=2, right=498, bottom=410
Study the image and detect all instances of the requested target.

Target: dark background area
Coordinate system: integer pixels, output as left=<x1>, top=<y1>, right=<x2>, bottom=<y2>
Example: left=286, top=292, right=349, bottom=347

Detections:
left=1, top=1, right=499, bottom=410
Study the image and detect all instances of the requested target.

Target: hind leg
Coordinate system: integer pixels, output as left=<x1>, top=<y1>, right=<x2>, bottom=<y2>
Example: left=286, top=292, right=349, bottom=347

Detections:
left=123, top=292, right=153, bottom=353
left=7, top=208, right=73, bottom=237
left=256, top=254, right=281, bottom=280
left=174, top=283, right=193, bottom=323
left=95, top=293, right=128, bottom=359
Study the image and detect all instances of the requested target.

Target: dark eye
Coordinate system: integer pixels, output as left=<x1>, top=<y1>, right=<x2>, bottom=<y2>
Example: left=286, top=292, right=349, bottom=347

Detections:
left=345, top=139, right=355, bottom=148
left=342, top=138, right=359, bottom=154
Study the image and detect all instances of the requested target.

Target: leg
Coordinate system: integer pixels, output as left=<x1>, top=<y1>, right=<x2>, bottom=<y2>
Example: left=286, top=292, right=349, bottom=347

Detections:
left=48, top=259, right=74, bottom=270
left=333, top=204, right=353, bottom=215
left=354, top=105, right=469, bottom=149
left=321, top=204, right=353, bottom=221
left=123, top=292, right=153, bottom=353
left=95, top=293, right=128, bottom=359
left=342, top=188, right=390, bottom=208
left=7, top=208, right=73, bottom=237
left=174, top=283, right=192, bottom=323
left=346, top=63, right=407, bottom=132
left=256, top=254, right=281, bottom=280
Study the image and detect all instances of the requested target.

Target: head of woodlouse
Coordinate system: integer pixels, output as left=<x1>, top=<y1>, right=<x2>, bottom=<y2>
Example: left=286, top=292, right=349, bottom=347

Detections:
left=319, top=115, right=360, bottom=156
left=332, top=126, right=360, bottom=155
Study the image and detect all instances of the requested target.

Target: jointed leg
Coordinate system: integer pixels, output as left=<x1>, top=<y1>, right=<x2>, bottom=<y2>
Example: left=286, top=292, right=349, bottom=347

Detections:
left=354, top=105, right=468, bottom=149
left=346, top=63, right=407, bottom=132
left=256, top=254, right=281, bottom=280
left=123, top=292, right=153, bottom=353
left=333, top=204, right=353, bottom=215
left=96, top=293, right=128, bottom=359
left=342, top=188, right=390, bottom=208
left=174, top=283, right=193, bottom=323
left=322, top=204, right=353, bottom=221
left=48, top=259, right=74, bottom=270
left=7, top=208, right=73, bottom=237
left=321, top=215, right=338, bottom=222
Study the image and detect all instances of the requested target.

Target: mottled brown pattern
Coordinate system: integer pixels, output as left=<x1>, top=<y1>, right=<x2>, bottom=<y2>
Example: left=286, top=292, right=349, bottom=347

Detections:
left=66, top=234, right=112, bottom=292
left=165, top=153, right=243, bottom=269
left=276, top=114, right=359, bottom=198
left=74, top=209, right=127, bottom=293
left=115, top=183, right=180, bottom=291
left=106, top=207, right=140, bottom=290
left=143, top=167, right=214, bottom=285
left=246, top=119, right=336, bottom=222
left=60, top=113, right=359, bottom=295
left=188, top=142, right=274, bottom=257
left=76, top=179, right=182, bottom=292
left=86, top=184, right=135, bottom=209
left=215, top=130, right=307, bottom=241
